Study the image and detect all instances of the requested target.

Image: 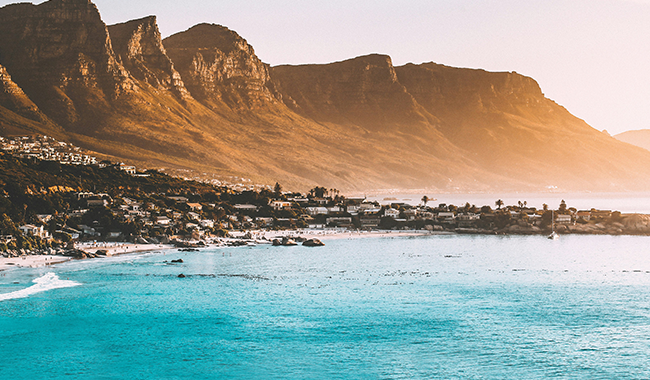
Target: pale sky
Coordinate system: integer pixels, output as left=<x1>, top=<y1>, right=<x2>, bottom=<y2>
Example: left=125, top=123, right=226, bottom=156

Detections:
left=2, top=0, right=649, bottom=135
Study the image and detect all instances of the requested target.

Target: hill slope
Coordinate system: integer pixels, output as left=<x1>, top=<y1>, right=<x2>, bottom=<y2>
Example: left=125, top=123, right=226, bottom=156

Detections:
left=615, top=130, right=650, bottom=152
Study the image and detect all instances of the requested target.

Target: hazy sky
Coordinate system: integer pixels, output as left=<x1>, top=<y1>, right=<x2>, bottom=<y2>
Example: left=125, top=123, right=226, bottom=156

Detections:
left=2, top=0, right=649, bottom=135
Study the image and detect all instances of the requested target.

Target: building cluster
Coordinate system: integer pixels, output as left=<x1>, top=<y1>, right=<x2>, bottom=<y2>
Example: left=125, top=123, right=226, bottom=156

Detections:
left=0, top=135, right=98, bottom=166
left=9, top=184, right=622, bottom=246
left=0, top=135, right=151, bottom=178
left=0, top=137, right=628, bottom=248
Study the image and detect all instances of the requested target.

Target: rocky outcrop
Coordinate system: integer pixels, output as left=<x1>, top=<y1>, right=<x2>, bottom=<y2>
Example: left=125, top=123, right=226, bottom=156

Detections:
left=0, top=0, right=134, bottom=127
left=272, top=237, right=298, bottom=246
left=108, top=16, right=190, bottom=99
left=163, top=24, right=280, bottom=111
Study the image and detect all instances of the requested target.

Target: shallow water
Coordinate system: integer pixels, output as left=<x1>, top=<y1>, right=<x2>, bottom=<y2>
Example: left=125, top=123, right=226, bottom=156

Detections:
left=1, top=234, right=650, bottom=379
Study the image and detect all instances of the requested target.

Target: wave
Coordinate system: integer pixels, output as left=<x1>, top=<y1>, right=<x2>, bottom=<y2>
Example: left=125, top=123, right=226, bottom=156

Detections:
left=0, top=272, right=81, bottom=301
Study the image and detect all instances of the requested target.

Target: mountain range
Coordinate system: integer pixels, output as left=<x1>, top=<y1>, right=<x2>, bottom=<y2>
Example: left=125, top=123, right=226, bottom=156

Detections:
left=1, top=0, right=650, bottom=193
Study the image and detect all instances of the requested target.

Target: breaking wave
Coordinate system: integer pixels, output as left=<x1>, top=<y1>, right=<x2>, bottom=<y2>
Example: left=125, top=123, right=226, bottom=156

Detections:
left=0, top=272, right=81, bottom=301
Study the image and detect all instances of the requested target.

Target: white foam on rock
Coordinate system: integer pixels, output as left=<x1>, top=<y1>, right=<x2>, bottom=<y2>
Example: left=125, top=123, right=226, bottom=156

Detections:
left=0, top=272, right=81, bottom=301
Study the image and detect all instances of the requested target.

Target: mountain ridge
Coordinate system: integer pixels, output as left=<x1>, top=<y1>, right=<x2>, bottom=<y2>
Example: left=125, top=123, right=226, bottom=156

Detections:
left=1, top=0, right=650, bottom=193
left=615, top=130, right=650, bottom=153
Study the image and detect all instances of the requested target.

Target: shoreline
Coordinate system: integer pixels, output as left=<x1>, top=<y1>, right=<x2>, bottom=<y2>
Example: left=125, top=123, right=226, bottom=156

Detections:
left=3, top=226, right=650, bottom=272
left=0, top=243, right=174, bottom=272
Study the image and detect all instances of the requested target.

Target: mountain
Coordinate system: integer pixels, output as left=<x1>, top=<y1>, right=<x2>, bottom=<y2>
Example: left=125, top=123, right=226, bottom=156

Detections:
left=272, top=57, right=650, bottom=191
left=107, top=16, right=190, bottom=100
left=2, top=0, right=650, bottom=193
left=164, top=23, right=281, bottom=112
left=615, top=130, right=650, bottom=153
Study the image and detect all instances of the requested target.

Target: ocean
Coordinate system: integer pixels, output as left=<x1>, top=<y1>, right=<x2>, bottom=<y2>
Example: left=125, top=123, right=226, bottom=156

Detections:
left=1, top=234, right=650, bottom=379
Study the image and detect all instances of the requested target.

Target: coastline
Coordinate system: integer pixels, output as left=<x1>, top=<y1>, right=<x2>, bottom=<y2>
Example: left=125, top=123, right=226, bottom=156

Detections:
left=246, top=229, right=443, bottom=241
left=1, top=230, right=434, bottom=271
left=0, top=243, right=174, bottom=272
left=4, top=224, right=649, bottom=272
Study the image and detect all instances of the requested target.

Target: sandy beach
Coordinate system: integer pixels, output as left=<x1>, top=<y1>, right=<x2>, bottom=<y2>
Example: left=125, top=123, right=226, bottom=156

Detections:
left=229, top=229, right=440, bottom=242
left=0, top=255, right=72, bottom=271
left=75, top=242, right=174, bottom=256
left=1, top=229, right=437, bottom=271
left=0, top=243, right=174, bottom=271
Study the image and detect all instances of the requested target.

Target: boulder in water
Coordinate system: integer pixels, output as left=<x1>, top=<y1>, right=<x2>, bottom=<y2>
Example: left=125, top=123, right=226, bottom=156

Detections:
left=303, top=238, right=325, bottom=247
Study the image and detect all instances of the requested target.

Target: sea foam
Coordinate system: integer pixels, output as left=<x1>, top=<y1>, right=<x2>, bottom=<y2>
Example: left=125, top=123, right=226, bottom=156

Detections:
left=0, top=272, right=81, bottom=301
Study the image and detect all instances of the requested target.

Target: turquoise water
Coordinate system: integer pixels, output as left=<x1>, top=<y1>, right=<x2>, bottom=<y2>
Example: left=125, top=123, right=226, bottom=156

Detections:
left=2, top=235, right=650, bottom=379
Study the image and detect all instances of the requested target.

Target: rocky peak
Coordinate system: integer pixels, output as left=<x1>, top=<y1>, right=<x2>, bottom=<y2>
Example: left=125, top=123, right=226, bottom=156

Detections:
left=164, top=23, right=253, bottom=55
left=0, top=0, right=134, bottom=126
left=108, top=16, right=190, bottom=99
left=163, top=23, right=278, bottom=110
left=270, top=54, right=430, bottom=129
left=395, top=63, right=548, bottom=116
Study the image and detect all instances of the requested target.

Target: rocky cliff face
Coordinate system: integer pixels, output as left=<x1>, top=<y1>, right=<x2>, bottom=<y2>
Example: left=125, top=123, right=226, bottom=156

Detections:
left=0, top=0, right=134, bottom=127
left=164, top=24, right=280, bottom=111
left=396, top=63, right=548, bottom=118
left=0, top=62, right=65, bottom=137
left=0, top=64, right=44, bottom=123
left=108, top=16, right=189, bottom=100
left=271, top=54, right=435, bottom=130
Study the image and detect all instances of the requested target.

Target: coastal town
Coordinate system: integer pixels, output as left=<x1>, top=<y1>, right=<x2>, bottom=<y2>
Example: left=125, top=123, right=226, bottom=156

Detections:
left=2, top=135, right=650, bottom=262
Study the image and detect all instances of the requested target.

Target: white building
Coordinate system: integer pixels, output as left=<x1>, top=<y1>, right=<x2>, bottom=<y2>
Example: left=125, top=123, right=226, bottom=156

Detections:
left=200, top=219, right=215, bottom=228
left=19, top=224, right=50, bottom=239
left=269, top=201, right=293, bottom=211
left=155, top=216, right=171, bottom=225
left=234, top=204, right=258, bottom=211
left=305, top=207, right=329, bottom=216
left=384, top=208, right=400, bottom=219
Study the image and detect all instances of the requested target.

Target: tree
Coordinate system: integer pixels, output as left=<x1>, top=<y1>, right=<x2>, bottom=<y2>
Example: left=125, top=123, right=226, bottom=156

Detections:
left=480, top=205, right=493, bottom=214
left=421, top=195, right=429, bottom=206
left=273, top=182, right=283, bottom=196
left=310, top=186, right=328, bottom=198
left=495, top=199, right=504, bottom=209
left=559, top=199, right=567, bottom=213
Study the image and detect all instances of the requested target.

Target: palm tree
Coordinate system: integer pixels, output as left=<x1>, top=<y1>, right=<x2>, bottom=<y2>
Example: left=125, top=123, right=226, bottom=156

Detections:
left=421, top=195, right=429, bottom=207
left=273, top=182, right=282, bottom=196
left=495, top=199, right=504, bottom=209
